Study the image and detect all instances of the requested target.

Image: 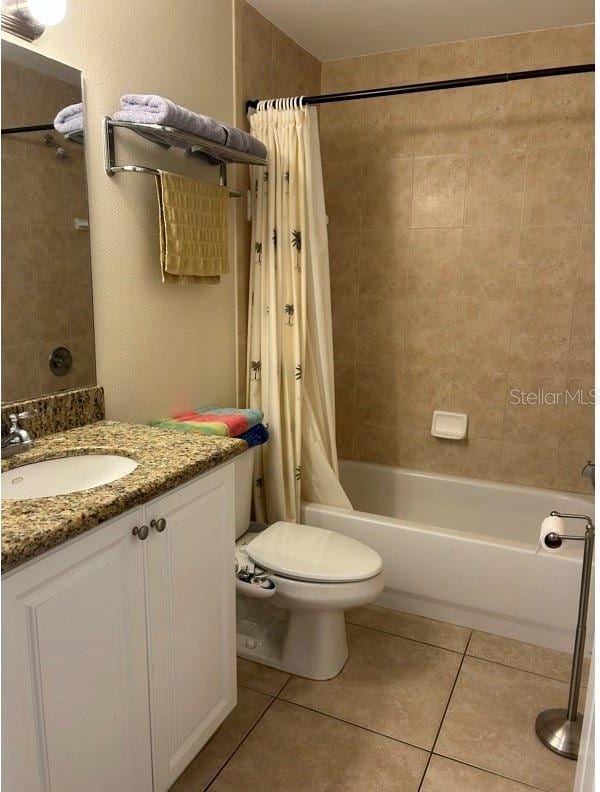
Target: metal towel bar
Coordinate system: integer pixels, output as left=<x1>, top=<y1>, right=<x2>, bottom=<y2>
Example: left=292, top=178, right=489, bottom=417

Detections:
left=103, top=116, right=267, bottom=197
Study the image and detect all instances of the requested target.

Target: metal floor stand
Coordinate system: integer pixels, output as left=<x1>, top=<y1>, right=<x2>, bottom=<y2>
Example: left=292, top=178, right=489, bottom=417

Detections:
left=536, top=511, right=595, bottom=760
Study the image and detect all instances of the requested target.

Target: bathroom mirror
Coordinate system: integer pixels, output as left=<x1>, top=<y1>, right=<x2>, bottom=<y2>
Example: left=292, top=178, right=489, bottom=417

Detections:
left=1, top=41, right=95, bottom=403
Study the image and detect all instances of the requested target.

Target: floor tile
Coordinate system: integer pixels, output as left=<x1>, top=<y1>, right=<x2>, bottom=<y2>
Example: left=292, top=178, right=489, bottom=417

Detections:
left=468, top=630, right=590, bottom=685
left=169, top=687, right=272, bottom=791
left=236, top=657, right=290, bottom=696
left=435, top=657, right=577, bottom=792
left=421, top=755, right=539, bottom=791
left=279, top=624, right=462, bottom=749
left=209, top=699, right=428, bottom=791
left=346, top=604, right=471, bottom=652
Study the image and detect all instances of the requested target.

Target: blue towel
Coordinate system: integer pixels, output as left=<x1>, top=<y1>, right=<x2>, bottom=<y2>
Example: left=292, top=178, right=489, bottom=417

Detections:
left=239, top=423, right=269, bottom=448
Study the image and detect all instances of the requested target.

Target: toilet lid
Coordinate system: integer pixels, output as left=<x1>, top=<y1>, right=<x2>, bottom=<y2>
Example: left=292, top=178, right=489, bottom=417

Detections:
left=246, top=521, right=383, bottom=583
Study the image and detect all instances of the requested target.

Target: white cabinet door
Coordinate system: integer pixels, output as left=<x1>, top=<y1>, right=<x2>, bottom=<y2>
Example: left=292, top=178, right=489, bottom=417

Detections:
left=2, top=509, right=153, bottom=792
left=145, top=464, right=237, bottom=791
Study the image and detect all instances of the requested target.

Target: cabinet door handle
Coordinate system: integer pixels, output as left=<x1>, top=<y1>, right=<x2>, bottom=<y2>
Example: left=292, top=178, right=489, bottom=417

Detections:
left=132, top=525, right=150, bottom=541
left=150, top=518, right=167, bottom=533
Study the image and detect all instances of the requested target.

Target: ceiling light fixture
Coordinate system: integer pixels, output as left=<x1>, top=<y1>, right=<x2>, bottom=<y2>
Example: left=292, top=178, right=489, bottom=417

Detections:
left=1, top=0, right=66, bottom=41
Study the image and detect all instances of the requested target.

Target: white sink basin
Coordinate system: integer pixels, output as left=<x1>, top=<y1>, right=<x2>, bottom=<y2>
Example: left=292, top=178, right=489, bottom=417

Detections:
left=2, top=455, right=138, bottom=500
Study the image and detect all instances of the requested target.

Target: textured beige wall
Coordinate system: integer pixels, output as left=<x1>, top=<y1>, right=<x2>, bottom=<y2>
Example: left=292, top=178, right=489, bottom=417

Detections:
left=2, top=0, right=237, bottom=423
left=321, top=25, right=594, bottom=493
left=233, top=0, right=321, bottom=406
left=2, top=59, right=95, bottom=401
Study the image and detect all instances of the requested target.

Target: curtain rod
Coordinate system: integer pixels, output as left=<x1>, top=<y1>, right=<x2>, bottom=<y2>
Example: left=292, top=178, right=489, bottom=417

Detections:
left=246, top=63, right=594, bottom=111
left=1, top=123, right=54, bottom=135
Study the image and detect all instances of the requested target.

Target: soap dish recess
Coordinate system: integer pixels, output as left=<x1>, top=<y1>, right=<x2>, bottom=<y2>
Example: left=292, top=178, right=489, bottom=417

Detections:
left=431, top=411, right=468, bottom=440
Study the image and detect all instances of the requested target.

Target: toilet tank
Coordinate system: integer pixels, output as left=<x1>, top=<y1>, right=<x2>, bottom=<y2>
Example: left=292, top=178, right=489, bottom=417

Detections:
left=234, top=447, right=256, bottom=539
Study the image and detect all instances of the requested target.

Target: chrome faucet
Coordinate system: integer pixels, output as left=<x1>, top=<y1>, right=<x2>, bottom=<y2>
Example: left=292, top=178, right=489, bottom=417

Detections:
left=581, top=461, right=595, bottom=490
left=1, top=411, right=36, bottom=458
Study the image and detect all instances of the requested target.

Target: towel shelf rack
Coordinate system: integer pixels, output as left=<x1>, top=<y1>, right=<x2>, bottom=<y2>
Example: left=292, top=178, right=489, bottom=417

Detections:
left=103, top=116, right=267, bottom=198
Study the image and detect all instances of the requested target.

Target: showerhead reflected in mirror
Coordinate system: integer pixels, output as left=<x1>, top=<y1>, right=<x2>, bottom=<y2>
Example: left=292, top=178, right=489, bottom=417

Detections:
left=1, top=41, right=95, bottom=403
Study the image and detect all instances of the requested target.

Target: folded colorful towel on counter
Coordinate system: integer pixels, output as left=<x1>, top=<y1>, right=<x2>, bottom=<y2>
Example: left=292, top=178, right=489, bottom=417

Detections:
left=238, top=423, right=269, bottom=447
left=151, top=406, right=264, bottom=437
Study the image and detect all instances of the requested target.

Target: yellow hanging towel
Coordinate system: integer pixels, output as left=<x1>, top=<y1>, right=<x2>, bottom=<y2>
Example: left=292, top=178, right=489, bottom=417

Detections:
left=155, top=171, right=230, bottom=284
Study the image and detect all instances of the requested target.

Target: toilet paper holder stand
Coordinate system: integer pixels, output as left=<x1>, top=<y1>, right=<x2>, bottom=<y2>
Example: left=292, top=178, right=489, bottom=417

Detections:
left=536, top=510, right=594, bottom=760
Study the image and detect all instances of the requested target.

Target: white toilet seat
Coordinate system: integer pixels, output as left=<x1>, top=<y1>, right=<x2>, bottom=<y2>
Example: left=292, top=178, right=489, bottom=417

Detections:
left=237, top=523, right=385, bottom=679
left=246, top=521, right=383, bottom=583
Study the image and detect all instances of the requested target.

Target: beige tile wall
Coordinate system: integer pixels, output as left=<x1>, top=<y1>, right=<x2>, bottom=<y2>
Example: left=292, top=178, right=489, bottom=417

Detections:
left=322, top=25, right=594, bottom=493
left=2, top=59, right=95, bottom=402
left=233, top=0, right=321, bottom=406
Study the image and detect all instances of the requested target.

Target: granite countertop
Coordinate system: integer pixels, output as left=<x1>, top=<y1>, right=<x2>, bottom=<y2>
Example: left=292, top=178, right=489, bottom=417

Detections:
left=1, top=421, right=248, bottom=573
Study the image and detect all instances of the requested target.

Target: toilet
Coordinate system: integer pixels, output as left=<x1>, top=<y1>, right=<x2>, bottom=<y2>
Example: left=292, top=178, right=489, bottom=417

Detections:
left=234, top=449, right=384, bottom=680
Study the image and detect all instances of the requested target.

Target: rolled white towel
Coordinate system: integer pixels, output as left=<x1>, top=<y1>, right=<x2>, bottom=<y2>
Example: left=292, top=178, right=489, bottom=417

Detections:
left=54, top=102, right=83, bottom=135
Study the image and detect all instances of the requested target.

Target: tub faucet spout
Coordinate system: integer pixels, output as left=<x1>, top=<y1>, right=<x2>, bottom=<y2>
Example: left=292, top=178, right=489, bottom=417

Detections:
left=581, top=461, right=594, bottom=490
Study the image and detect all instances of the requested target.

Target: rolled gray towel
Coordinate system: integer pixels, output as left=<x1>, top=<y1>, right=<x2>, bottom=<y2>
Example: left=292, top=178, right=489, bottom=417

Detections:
left=114, top=94, right=227, bottom=144
left=114, top=94, right=267, bottom=160
left=222, top=123, right=267, bottom=160
left=54, top=102, right=83, bottom=135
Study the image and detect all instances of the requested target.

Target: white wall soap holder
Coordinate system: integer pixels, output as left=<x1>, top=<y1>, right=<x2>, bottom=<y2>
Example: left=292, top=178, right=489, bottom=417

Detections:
left=431, top=411, right=468, bottom=440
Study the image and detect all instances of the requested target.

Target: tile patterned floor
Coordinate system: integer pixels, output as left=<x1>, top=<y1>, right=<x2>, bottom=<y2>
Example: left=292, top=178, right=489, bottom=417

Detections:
left=170, top=605, right=584, bottom=792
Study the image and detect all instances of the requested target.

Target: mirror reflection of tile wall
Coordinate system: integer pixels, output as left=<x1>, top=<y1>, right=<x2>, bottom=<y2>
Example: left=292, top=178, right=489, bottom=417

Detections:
left=1, top=55, right=96, bottom=402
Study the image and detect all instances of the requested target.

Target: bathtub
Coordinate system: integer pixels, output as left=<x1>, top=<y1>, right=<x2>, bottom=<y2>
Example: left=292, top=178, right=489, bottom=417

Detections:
left=301, top=460, right=594, bottom=653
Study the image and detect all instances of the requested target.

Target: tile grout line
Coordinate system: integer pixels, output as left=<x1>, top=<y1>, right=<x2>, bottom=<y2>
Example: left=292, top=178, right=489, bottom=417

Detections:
left=272, top=695, right=431, bottom=755
left=344, top=618, right=469, bottom=655
left=431, top=752, right=551, bottom=792
left=345, top=618, right=586, bottom=686
left=203, top=695, right=278, bottom=792
left=416, top=630, right=472, bottom=792
left=461, top=653, right=588, bottom=687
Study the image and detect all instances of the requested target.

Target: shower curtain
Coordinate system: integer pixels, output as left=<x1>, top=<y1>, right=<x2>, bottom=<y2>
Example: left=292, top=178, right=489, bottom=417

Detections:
left=247, top=100, right=351, bottom=523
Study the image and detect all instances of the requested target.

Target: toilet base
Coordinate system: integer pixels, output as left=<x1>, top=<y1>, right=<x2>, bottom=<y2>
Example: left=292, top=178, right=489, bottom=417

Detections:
left=236, top=598, right=349, bottom=680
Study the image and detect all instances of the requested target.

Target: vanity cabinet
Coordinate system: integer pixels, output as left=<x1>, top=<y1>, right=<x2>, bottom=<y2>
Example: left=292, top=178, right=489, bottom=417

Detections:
left=2, top=463, right=236, bottom=792
left=145, top=466, right=237, bottom=791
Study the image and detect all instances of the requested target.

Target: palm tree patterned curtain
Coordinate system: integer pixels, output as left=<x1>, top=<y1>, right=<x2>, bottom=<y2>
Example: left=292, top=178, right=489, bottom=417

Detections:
left=248, top=102, right=351, bottom=523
